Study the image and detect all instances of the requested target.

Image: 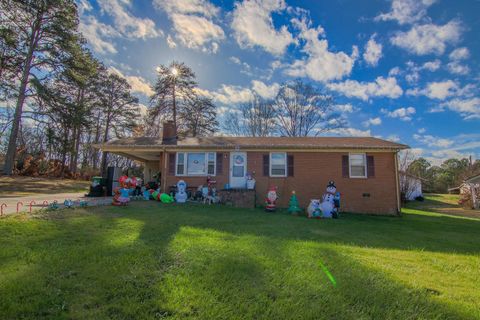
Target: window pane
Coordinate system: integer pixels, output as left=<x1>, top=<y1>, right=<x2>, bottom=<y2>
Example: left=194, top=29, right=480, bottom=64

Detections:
left=271, top=166, right=286, bottom=176
left=208, top=164, right=215, bottom=175
left=207, top=152, right=215, bottom=175
left=177, top=164, right=184, bottom=175
left=178, top=153, right=184, bottom=164
left=351, top=165, right=365, bottom=177
left=187, top=153, right=206, bottom=175
left=271, top=153, right=286, bottom=165
left=176, top=153, right=185, bottom=175
left=350, top=154, right=365, bottom=166
left=271, top=153, right=286, bottom=176
left=233, top=166, right=244, bottom=177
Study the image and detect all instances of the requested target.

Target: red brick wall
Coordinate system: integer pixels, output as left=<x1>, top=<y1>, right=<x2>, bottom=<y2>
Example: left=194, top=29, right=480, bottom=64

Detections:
left=163, top=151, right=399, bottom=215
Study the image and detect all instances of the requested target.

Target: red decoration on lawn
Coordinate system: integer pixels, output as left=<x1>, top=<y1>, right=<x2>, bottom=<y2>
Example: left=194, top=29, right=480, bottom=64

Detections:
left=265, top=186, right=278, bottom=212
left=29, top=200, right=36, bottom=213
left=1, top=203, right=7, bottom=215
left=16, top=202, right=24, bottom=213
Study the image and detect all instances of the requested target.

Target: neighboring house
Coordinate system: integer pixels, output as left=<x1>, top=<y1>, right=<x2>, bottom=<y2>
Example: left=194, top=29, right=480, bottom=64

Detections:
left=399, top=172, right=424, bottom=201
left=96, top=122, right=408, bottom=215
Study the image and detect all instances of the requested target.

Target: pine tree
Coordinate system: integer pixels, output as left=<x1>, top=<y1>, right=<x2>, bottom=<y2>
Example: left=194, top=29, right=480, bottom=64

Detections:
left=1, top=0, right=79, bottom=175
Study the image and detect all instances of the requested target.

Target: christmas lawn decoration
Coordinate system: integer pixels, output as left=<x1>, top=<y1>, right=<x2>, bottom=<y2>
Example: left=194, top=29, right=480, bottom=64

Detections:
left=265, top=186, right=278, bottom=212
left=288, top=191, right=302, bottom=214
left=319, top=181, right=340, bottom=219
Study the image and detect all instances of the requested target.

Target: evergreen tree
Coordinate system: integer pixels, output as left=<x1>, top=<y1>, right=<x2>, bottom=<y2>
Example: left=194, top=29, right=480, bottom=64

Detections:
left=1, top=0, right=79, bottom=175
left=149, top=61, right=197, bottom=136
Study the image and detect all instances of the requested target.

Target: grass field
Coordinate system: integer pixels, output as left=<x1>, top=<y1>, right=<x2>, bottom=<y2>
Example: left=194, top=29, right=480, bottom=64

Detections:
left=0, top=176, right=90, bottom=197
left=0, top=198, right=479, bottom=319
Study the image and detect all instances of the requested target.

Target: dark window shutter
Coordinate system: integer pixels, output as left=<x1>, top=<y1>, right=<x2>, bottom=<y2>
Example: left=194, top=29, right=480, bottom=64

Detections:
left=168, top=153, right=175, bottom=175
left=263, top=154, right=269, bottom=176
left=216, top=153, right=223, bottom=175
left=367, top=155, right=375, bottom=178
left=342, top=155, right=349, bottom=178
left=287, top=154, right=294, bottom=177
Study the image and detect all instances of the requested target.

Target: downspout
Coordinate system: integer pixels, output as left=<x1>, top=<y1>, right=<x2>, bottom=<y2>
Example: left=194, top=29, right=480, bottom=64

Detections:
left=394, top=151, right=401, bottom=215
left=162, top=147, right=168, bottom=192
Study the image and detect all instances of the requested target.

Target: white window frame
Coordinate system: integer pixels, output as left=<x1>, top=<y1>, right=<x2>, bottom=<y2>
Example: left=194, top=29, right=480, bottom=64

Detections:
left=175, top=152, right=216, bottom=176
left=269, top=152, right=287, bottom=177
left=349, top=153, right=367, bottom=178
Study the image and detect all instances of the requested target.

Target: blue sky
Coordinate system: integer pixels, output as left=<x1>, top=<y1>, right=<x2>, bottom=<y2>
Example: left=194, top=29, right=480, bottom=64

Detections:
left=77, top=0, right=480, bottom=164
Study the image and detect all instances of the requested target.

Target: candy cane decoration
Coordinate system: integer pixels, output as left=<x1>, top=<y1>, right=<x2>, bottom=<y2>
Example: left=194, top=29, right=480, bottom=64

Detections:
left=16, top=202, right=24, bottom=213
left=42, top=200, right=49, bottom=208
left=1, top=203, right=7, bottom=216
left=29, top=200, right=36, bottom=213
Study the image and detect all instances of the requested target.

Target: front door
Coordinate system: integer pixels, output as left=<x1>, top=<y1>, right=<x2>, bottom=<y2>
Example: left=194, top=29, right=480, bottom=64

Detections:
left=230, top=152, right=247, bottom=188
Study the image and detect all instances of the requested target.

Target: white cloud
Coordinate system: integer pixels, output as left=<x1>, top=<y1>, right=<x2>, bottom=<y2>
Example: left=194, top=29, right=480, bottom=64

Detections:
left=388, top=67, right=401, bottom=76
left=440, top=98, right=480, bottom=120
left=169, top=14, right=224, bottom=52
left=386, top=134, right=401, bottom=142
left=154, top=0, right=219, bottom=17
left=363, top=35, right=383, bottom=66
left=381, top=106, right=416, bottom=121
left=413, top=134, right=454, bottom=148
left=166, top=35, right=177, bottom=48
left=403, top=59, right=440, bottom=84
left=447, top=47, right=470, bottom=75
left=335, top=104, right=356, bottom=113
left=375, top=0, right=437, bottom=25
left=422, top=60, right=441, bottom=71
left=109, top=67, right=154, bottom=96
left=329, top=127, right=372, bottom=137
left=327, top=76, right=403, bottom=101
left=418, top=128, right=426, bottom=134
left=284, top=18, right=357, bottom=82
left=231, top=0, right=295, bottom=55
left=251, top=80, right=280, bottom=99
left=406, top=80, right=474, bottom=100
left=449, top=47, right=470, bottom=60
left=155, top=0, right=223, bottom=53
left=201, top=80, right=281, bottom=104
left=390, top=21, right=462, bottom=55
left=78, top=0, right=93, bottom=14
left=210, top=85, right=253, bottom=104
left=362, top=117, right=382, bottom=127
left=447, top=62, right=469, bottom=75
left=79, top=16, right=119, bottom=54
left=97, top=0, right=162, bottom=39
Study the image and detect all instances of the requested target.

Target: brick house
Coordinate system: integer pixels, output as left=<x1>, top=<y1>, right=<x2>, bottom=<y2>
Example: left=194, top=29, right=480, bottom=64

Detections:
left=97, top=122, right=408, bottom=215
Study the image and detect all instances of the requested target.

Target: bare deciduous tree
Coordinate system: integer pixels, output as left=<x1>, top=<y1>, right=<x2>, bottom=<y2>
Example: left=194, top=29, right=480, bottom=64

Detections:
left=223, top=95, right=277, bottom=137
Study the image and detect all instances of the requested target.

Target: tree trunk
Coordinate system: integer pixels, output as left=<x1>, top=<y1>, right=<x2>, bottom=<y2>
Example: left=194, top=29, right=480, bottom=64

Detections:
left=3, top=18, right=40, bottom=175
left=71, top=126, right=81, bottom=173
left=100, top=111, right=112, bottom=176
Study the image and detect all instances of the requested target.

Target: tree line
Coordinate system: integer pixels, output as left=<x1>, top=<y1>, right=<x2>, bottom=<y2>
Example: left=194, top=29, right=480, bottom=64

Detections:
left=1, top=0, right=349, bottom=179
left=402, top=151, right=480, bottom=193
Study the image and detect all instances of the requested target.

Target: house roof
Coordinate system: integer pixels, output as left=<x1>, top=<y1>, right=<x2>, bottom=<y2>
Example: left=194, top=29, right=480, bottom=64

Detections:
left=98, top=136, right=409, bottom=151
left=465, top=173, right=480, bottom=184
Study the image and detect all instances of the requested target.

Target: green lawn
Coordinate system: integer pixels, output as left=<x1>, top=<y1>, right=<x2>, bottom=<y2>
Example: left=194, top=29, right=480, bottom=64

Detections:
left=1, top=201, right=479, bottom=319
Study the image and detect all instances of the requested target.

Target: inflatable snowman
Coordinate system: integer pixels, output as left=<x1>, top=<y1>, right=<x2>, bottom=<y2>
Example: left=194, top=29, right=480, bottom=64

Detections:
left=175, top=180, right=188, bottom=203
left=320, top=181, right=340, bottom=218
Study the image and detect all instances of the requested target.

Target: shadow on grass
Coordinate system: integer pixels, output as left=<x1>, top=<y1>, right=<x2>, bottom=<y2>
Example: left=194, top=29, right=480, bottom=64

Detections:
left=0, top=203, right=478, bottom=319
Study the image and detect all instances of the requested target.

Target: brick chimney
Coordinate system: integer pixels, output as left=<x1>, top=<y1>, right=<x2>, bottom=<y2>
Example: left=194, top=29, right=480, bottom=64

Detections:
left=161, top=120, right=177, bottom=145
